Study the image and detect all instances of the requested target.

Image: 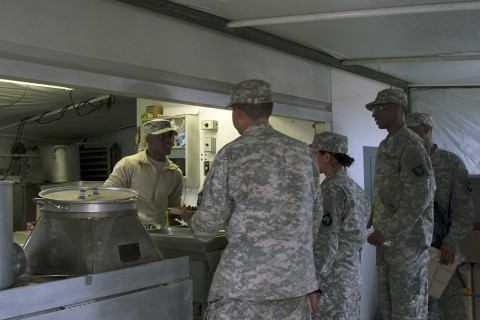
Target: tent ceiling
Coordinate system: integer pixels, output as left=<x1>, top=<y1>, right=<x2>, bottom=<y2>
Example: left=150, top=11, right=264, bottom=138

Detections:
left=2, top=1, right=480, bottom=142
left=0, top=82, right=136, bottom=142
left=119, top=0, right=480, bottom=88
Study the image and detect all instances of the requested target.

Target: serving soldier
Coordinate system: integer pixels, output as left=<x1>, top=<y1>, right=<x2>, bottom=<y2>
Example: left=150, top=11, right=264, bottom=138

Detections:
left=104, top=119, right=183, bottom=228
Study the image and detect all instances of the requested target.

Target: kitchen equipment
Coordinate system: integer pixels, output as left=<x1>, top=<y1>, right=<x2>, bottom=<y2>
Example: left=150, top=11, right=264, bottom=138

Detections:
left=39, top=144, right=81, bottom=183
left=23, top=186, right=162, bottom=275
left=0, top=181, right=14, bottom=289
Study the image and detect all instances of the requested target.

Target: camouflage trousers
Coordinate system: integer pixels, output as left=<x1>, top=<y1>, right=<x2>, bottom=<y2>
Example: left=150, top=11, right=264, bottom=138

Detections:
left=428, top=264, right=468, bottom=320
left=377, top=246, right=429, bottom=320
left=311, top=290, right=360, bottom=320
left=204, top=295, right=312, bottom=320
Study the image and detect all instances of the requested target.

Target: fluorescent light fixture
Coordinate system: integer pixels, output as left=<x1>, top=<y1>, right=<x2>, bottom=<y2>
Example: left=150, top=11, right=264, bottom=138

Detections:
left=0, top=79, right=73, bottom=90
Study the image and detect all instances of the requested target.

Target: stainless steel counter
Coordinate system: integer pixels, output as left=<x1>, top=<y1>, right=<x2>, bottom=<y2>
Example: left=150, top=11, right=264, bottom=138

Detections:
left=6, top=231, right=193, bottom=319
left=149, top=231, right=227, bottom=319
left=0, top=257, right=192, bottom=319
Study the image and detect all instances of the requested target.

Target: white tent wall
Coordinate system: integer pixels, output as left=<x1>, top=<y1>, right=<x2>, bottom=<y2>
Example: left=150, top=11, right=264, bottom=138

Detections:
left=410, top=88, right=480, bottom=174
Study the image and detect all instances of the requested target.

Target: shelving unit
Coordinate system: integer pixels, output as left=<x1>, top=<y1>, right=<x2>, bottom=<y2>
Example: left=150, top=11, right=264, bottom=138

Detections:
left=78, top=143, right=111, bottom=181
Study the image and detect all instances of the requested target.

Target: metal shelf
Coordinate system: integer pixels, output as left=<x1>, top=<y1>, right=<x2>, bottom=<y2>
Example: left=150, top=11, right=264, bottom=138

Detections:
left=78, top=143, right=111, bottom=182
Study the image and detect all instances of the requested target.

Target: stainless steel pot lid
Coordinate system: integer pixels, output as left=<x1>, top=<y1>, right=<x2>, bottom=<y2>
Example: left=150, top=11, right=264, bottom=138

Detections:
left=38, top=186, right=138, bottom=202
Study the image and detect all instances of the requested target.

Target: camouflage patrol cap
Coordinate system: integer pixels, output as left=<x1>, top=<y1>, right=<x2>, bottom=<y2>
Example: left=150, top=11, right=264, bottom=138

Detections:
left=143, top=119, right=178, bottom=136
left=311, top=132, right=348, bottom=154
left=365, top=88, right=408, bottom=111
left=405, top=112, right=433, bottom=128
left=228, top=79, right=273, bottom=107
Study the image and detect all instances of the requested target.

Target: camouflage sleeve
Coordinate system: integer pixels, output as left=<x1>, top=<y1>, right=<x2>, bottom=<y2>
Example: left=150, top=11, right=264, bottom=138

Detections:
left=442, top=159, right=474, bottom=251
left=190, top=150, right=232, bottom=242
left=314, top=185, right=345, bottom=276
left=312, top=154, right=323, bottom=240
left=381, top=142, right=434, bottom=239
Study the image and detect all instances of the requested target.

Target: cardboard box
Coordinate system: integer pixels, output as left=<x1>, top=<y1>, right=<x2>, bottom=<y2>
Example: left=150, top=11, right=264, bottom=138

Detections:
left=428, top=246, right=459, bottom=299
left=461, top=231, right=480, bottom=263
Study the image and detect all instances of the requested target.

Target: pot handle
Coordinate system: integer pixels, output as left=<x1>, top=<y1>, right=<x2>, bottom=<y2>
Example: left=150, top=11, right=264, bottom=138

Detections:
left=78, top=187, right=100, bottom=199
left=33, top=198, right=69, bottom=211
left=53, top=146, right=67, bottom=159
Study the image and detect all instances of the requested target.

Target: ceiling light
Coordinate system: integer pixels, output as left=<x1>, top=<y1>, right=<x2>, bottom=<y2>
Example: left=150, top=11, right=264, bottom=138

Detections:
left=0, top=79, right=73, bottom=91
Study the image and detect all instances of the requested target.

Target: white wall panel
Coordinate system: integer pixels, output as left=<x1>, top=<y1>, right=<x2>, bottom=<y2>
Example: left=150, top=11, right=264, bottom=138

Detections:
left=0, top=0, right=331, bottom=108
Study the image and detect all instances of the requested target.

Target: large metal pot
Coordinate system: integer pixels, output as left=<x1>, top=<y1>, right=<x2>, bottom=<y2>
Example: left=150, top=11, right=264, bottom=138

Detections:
left=39, top=144, right=81, bottom=183
left=23, top=186, right=162, bottom=275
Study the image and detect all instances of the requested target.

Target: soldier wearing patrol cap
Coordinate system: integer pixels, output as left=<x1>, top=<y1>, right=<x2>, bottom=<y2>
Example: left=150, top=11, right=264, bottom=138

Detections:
left=406, top=112, right=474, bottom=320
left=366, top=89, right=436, bottom=319
left=104, top=119, right=183, bottom=228
left=310, top=132, right=371, bottom=320
left=188, top=79, right=323, bottom=319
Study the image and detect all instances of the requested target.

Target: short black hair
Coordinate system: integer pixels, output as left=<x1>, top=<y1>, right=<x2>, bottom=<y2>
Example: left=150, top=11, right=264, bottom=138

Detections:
left=233, top=102, right=273, bottom=119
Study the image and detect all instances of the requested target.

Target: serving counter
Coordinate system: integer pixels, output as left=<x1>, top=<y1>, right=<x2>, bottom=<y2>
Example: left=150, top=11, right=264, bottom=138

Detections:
left=149, top=230, right=228, bottom=318
left=0, top=257, right=192, bottom=319
left=2, top=231, right=193, bottom=319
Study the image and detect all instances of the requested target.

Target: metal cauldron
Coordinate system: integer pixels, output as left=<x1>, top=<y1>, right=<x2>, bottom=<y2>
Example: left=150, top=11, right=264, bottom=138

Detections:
left=23, top=186, right=162, bottom=275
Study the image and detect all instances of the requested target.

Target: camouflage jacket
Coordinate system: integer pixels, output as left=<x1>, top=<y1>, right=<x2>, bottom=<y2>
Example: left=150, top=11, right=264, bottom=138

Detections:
left=430, top=147, right=474, bottom=252
left=314, top=170, right=371, bottom=293
left=373, top=125, right=435, bottom=248
left=191, top=122, right=323, bottom=300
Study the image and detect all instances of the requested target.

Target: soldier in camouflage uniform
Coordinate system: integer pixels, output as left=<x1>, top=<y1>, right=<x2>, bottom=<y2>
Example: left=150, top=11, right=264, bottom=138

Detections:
left=310, top=132, right=371, bottom=320
left=406, top=112, right=474, bottom=320
left=188, top=79, right=323, bottom=320
left=365, top=89, right=435, bottom=320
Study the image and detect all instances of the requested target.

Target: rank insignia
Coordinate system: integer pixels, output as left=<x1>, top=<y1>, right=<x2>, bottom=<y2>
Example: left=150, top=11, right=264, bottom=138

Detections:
left=466, top=181, right=473, bottom=192
left=322, top=212, right=332, bottom=226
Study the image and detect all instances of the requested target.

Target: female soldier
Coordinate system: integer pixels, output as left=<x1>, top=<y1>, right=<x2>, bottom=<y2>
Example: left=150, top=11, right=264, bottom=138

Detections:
left=311, top=132, right=371, bottom=320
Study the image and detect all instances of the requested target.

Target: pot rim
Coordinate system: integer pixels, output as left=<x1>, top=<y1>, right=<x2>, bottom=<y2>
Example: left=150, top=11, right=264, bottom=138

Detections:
left=38, top=186, right=138, bottom=203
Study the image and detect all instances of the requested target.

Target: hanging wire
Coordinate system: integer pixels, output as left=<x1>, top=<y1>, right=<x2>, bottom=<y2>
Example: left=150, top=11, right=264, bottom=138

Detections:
left=35, top=94, right=115, bottom=124
left=0, top=85, right=29, bottom=108
left=2, top=117, right=30, bottom=180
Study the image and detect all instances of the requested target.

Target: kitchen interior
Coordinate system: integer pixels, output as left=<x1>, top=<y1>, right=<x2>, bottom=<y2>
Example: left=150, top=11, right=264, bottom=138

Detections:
left=0, top=79, right=323, bottom=319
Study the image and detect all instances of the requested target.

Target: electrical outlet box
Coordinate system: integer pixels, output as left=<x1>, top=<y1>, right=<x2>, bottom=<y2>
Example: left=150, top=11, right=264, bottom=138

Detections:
left=204, top=137, right=216, bottom=153
left=204, top=161, right=210, bottom=175
left=201, top=120, right=218, bottom=130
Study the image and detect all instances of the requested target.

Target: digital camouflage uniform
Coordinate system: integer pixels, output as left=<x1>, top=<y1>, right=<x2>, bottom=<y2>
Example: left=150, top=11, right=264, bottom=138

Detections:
left=312, top=170, right=371, bottom=320
left=191, top=80, right=323, bottom=320
left=373, top=125, right=435, bottom=320
left=406, top=112, right=474, bottom=320
left=429, top=148, right=474, bottom=320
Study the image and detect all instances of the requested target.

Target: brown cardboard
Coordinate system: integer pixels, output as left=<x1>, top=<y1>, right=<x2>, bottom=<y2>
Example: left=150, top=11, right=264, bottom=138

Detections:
left=428, top=246, right=459, bottom=299
left=460, top=231, right=480, bottom=263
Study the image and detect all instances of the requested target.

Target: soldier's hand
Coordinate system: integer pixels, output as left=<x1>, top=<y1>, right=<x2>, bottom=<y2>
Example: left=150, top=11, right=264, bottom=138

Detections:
left=440, top=243, right=456, bottom=265
left=308, top=291, right=318, bottom=314
left=367, top=229, right=386, bottom=246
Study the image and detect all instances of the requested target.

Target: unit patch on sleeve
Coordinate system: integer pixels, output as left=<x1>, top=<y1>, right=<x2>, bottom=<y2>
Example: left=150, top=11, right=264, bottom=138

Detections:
left=411, top=164, right=425, bottom=177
